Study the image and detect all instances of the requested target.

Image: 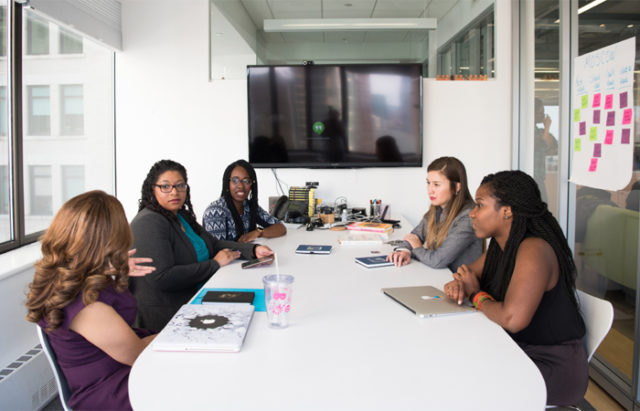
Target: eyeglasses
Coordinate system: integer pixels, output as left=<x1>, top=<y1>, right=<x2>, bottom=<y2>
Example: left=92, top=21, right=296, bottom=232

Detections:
left=230, top=177, right=253, bottom=186
left=155, top=183, right=188, bottom=193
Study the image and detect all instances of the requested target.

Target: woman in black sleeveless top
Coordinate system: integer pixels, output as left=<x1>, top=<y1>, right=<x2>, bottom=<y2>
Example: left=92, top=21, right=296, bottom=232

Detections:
left=444, top=170, right=587, bottom=406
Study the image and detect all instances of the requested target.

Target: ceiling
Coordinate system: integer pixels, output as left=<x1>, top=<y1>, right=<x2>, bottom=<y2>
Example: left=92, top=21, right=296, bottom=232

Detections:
left=213, top=0, right=458, bottom=44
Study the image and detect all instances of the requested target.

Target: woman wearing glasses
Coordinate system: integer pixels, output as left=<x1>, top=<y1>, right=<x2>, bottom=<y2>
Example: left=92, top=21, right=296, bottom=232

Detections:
left=203, top=159, right=286, bottom=242
left=129, top=159, right=273, bottom=331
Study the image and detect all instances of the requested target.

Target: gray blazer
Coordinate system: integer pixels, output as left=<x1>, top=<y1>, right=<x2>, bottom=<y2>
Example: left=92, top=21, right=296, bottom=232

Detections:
left=398, top=204, right=483, bottom=272
left=129, top=208, right=255, bottom=331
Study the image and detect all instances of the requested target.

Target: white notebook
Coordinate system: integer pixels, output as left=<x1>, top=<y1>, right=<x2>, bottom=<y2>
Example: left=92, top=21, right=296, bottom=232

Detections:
left=152, top=303, right=254, bottom=353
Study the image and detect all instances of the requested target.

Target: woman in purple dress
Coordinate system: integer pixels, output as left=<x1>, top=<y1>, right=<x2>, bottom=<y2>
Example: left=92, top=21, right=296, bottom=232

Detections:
left=26, top=191, right=156, bottom=410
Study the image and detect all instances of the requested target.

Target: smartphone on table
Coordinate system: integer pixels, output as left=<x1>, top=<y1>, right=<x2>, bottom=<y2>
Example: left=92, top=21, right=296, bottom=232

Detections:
left=241, top=255, right=274, bottom=269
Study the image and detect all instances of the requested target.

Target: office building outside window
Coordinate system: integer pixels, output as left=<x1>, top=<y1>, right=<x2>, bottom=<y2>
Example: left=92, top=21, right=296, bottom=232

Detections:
left=59, top=28, right=82, bottom=54
left=62, top=165, right=84, bottom=202
left=28, top=165, right=52, bottom=217
left=27, top=85, right=50, bottom=135
left=0, top=86, right=6, bottom=136
left=60, top=84, right=83, bottom=135
left=26, top=14, right=48, bottom=55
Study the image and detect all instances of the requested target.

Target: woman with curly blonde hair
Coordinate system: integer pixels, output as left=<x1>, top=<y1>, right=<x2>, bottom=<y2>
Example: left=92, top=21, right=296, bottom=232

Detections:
left=26, top=190, right=156, bottom=411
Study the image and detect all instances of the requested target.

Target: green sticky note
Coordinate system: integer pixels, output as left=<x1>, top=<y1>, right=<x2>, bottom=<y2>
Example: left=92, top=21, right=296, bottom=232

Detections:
left=574, top=109, right=580, bottom=122
left=589, top=126, right=598, bottom=141
left=574, top=138, right=581, bottom=152
left=581, top=95, right=589, bottom=109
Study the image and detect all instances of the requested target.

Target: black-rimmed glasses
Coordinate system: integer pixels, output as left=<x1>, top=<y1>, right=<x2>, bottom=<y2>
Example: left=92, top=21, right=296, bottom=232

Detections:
left=230, top=177, right=253, bottom=186
left=155, top=183, right=188, bottom=193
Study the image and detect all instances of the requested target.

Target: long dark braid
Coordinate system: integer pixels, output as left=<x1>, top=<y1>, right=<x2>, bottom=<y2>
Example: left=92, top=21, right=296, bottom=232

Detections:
left=220, top=159, right=258, bottom=239
left=138, top=159, right=201, bottom=234
left=480, top=170, right=579, bottom=309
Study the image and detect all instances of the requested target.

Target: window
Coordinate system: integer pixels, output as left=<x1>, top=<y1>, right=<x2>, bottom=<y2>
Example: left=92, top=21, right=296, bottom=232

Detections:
left=0, top=86, right=6, bottom=136
left=26, top=14, right=48, bottom=55
left=62, top=165, right=84, bottom=202
left=59, top=28, right=82, bottom=54
left=60, top=84, right=83, bottom=135
left=0, top=165, right=8, bottom=214
left=28, top=165, right=51, bottom=216
left=27, top=85, right=50, bottom=135
left=0, top=6, right=6, bottom=57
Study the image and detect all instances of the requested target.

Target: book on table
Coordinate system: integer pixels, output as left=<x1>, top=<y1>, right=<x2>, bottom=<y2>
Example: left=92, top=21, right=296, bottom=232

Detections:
left=355, top=255, right=394, bottom=268
left=152, top=303, right=254, bottom=353
left=338, top=232, right=387, bottom=245
left=347, top=221, right=394, bottom=234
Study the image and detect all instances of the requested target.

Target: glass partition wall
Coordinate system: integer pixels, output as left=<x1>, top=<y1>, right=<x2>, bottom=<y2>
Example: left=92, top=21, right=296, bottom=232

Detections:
left=526, top=0, right=640, bottom=407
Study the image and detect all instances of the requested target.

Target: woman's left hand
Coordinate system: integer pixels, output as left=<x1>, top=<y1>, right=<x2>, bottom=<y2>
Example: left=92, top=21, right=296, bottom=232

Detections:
left=255, top=245, right=274, bottom=260
left=404, top=233, right=422, bottom=249
left=238, top=230, right=260, bottom=243
left=127, top=249, right=155, bottom=277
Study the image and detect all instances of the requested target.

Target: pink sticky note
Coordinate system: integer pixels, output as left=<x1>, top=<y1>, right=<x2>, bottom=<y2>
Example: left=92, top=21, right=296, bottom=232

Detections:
left=593, top=110, right=601, bottom=124
left=604, top=130, right=614, bottom=144
left=621, top=128, right=631, bottom=144
left=605, top=94, right=614, bottom=109
left=593, top=143, right=602, bottom=158
left=622, top=108, right=633, bottom=125
left=592, top=93, right=601, bottom=108
left=606, top=111, right=615, bottom=126
left=620, top=92, right=628, bottom=108
left=589, top=158, right=598, bottom=172
left=579, top=121, right=586, bottom=135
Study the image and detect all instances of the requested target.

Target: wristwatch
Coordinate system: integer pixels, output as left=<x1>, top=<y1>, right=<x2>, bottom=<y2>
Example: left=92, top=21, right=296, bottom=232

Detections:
left=256, top=227, right=264, bottom=237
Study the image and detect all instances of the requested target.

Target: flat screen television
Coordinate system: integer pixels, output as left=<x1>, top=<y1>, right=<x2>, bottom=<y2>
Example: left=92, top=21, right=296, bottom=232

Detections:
left=247, top=64, right=423, bottom=168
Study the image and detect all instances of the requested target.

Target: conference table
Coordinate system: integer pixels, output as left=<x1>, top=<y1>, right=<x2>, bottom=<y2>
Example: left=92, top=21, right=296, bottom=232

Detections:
left=129, top=220, right=546, bottom=410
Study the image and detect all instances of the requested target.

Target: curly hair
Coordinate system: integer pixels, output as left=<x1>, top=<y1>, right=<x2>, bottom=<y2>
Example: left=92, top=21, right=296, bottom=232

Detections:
left=479, top=170, right=579, bottom=309
left=220, top=159, right=258, bottom=239
left=138, top=159, right=200, bottom=234
left=423, top=156, right=474, bottom=249
left=26, top=190, right=132, bottom=331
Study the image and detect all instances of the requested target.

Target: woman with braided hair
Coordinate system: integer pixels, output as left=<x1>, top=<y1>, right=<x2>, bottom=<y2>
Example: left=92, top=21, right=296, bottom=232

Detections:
left=203, top=159, right=286, bottom=242
left=444, top=170, right=587, bottom=406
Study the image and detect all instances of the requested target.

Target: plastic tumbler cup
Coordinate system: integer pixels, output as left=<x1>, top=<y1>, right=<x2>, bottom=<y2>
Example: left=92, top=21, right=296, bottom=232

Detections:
left=262, top=274, right=294, bottom=329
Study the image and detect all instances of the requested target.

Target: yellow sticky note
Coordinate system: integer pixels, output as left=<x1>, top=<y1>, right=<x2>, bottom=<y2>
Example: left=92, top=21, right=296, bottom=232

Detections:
left=574, top=109, right=580, bottom=122
left=574, top=138, right=581, bottom=152
left=589, top=126, right=598, bottom=141
left=581, top=95, right=589, bottom=109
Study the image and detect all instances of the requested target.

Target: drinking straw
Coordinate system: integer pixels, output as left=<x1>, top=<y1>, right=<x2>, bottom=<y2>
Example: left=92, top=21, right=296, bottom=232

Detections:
left=274, top=252, right=280, bottom=281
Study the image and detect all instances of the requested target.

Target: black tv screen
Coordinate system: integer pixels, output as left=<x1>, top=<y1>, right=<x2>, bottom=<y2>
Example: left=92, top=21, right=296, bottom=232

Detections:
left=247, top=64, right=423, bottom=168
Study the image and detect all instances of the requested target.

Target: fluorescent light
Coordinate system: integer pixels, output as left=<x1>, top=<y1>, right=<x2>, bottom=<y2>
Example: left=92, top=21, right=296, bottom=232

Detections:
left=578, top=0, right=608, bottom=14
left=264, top=18, right=437, bottom=32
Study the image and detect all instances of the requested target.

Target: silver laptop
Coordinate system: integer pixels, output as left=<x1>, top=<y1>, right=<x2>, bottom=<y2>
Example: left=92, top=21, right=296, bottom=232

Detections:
left=382, top=285, right=475, bottom=318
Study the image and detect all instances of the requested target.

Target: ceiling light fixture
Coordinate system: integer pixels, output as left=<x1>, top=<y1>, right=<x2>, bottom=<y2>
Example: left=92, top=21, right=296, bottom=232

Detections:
left=264, top=18, right=437, bottom=32
left=578, top=0, right=608, bottom=14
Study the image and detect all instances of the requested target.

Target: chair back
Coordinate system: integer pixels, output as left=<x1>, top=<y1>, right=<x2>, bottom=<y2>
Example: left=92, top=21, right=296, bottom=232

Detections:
left=37, top=326, right=73, bottom=411
left=577, top=290, right=614, bottom=363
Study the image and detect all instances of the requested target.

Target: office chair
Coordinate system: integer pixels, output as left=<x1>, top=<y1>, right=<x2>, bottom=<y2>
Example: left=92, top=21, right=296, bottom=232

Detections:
left=577, top=289, right=614, bottom=363
left=37, top=326, right=73, bottom=411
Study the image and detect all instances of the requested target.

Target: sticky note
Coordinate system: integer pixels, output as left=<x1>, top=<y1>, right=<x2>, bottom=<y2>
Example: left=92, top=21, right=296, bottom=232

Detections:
left=620, top=92, right=628, bottom=108
left=589, top=126, right=598, bottom=141
left=589, top=158, right=598, bottom=172
left=622, top=108, right=632, bottom=125
left=574, top=138, right=581, bottom=152
left=574, top=109, right=580, bottom=122
left=579, top=121, right=586, bottom=135
left=606, top=111, right=615, bottom=126
left=622, top=128, right=631, bottom=144
left=593, top=110, right=600, bottom=124
left=592, top=93, right=601, bottom=107
left=581, top=95, right=589, bottom=109
left=604, top=129, right=614, bottom=145
left=605, top=94, right=613, bottom=109
left=593, top=143, right=602, bottom=158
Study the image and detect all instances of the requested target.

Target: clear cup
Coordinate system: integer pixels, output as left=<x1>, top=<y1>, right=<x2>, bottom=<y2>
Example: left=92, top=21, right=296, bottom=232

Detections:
left=262, top=274, right=294, bottom=329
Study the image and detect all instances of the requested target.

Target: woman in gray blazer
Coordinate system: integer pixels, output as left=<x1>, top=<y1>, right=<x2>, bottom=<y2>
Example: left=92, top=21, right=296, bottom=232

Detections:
left=129, top=159, right=273, bottom=331
left=387, top=157, right=483, bottom=272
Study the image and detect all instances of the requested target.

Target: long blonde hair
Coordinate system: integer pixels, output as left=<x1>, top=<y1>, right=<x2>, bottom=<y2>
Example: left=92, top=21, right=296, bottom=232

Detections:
left=26, top=190, right=132, bottom=331
left=423, top=157, right=473, bottom=249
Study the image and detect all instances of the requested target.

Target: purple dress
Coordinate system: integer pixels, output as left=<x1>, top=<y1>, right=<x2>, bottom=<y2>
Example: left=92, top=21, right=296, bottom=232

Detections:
left=38, top=285, right=153, bottom=411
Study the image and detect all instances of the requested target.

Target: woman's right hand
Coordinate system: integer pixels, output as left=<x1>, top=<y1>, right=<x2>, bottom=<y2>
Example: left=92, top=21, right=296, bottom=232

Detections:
left=213, top=248, right=241, bottom=267
left=387, top=250, right=411, bottom=267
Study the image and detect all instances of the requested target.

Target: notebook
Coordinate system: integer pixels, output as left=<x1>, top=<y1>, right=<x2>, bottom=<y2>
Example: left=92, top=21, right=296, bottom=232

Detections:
left=152, top=303, right=254, bottom=352
left=201, top=290, right=255, bottom=304
left=382, top=285, right=475, bottom=318
left=295, top=244, right=332, bottom=254
left=355, top=255, right=394, bottom=268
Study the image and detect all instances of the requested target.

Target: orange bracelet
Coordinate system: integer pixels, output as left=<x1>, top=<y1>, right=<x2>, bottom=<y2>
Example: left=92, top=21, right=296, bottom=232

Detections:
left=472, top=291, right=495, bottom=310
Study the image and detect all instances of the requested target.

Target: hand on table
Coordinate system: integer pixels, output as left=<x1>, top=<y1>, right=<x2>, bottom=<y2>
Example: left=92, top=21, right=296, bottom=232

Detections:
left=255, top=245, right=274, bottom=260
left=238, top=230, right=260, bottom=243
left=444, top=264, right=480, bottom=305
left=387, top=250, right=411, bottom=267
left=214, top=249, right=241, bottom=266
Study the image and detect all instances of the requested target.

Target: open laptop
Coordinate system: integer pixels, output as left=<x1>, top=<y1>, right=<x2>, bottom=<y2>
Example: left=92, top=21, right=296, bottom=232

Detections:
left=382, top=285, right=475, bottom=318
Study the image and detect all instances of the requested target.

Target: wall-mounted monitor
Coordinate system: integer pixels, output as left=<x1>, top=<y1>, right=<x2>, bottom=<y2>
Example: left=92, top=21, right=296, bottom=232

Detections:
left=247, top=64, right=423, bottom=168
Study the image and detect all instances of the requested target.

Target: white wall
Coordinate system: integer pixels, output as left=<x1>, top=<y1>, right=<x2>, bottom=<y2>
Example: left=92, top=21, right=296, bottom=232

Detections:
left=116, top=0, right=512, bottom=227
